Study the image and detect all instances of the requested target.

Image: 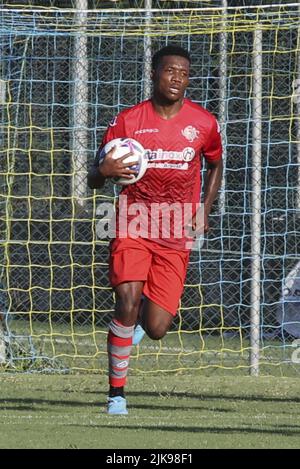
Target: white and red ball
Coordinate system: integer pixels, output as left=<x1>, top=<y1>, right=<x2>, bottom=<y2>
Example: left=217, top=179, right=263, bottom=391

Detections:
left=99, top=137, right=147, bottom=185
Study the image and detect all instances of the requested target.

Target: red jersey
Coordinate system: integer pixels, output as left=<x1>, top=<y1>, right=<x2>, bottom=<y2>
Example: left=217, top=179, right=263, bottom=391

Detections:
left=98, top=98, right=222, bottom=250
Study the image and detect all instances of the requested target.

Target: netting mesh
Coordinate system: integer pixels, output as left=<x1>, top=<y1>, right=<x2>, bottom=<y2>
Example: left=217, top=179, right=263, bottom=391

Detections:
left=1, top=3, right=300, bottom=375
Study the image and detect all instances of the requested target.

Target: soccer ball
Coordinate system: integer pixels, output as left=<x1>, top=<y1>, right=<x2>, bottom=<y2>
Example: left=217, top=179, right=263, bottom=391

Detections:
left=99, top=137, right=147, bottom=185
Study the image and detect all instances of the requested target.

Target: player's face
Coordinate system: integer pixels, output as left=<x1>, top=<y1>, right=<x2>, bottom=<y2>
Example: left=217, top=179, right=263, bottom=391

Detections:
left=152, top=55, right=190, bottom=104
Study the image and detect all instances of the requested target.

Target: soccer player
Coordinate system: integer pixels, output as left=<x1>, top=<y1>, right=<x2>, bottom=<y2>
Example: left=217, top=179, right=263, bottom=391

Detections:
left=88, top=45, right=223, bottom=415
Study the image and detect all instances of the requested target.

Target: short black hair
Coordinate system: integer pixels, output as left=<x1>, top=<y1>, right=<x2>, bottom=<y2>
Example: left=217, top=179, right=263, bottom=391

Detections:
left=152, top=45, right=191, bottom=71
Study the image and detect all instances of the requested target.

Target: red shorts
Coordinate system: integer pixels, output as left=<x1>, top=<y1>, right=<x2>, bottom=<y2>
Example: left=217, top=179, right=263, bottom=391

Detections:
left=109, top=237, right=190, bottom=316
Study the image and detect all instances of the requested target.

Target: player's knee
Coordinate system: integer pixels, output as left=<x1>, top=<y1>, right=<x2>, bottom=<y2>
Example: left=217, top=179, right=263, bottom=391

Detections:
left=118, top=294, right=140, bottom=318
left=146, top=325, right=168, bottom=341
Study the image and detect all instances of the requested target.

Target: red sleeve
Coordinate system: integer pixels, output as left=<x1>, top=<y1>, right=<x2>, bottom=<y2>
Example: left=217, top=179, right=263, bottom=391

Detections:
left=203, top=117, right=222, bottom=163
left=93, top=113, right=126, bottom=166
left=101, top=113, right=126, bottom=146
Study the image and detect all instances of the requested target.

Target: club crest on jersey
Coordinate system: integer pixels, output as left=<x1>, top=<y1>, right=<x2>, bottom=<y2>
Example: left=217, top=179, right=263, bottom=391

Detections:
left=181, top=125, right=199, bottom=142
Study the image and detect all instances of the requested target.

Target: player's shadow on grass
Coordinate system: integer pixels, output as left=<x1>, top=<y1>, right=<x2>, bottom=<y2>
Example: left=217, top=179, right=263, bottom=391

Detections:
left=92, top=389, right=300, bottom=405
left=75, top=423, right=300, bottom=437
left=0, top=397, right=231, bottom=414
left=0, top=397, right=96, bottom=410
left=129, top=390, right=300, bottom=404
left=121, top=403, right=232, bottom=413
left=0, top=405, right=40, bottom=412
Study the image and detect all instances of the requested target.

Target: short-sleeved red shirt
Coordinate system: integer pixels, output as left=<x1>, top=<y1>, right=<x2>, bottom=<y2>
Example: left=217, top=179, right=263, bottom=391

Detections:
left=98, top=98, right=222, bottom=250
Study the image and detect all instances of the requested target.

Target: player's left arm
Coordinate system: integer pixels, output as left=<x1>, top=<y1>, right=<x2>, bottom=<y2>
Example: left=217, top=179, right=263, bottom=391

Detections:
left=202, top=117, right=223, bottom=232
left=202, top=158, right=223, bottom=232
left=192, top=117, right=223, bottom=233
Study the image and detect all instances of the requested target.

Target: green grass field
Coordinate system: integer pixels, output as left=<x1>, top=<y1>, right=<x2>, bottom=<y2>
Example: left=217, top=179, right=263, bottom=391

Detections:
left=1, top=373, right=300, bottom=449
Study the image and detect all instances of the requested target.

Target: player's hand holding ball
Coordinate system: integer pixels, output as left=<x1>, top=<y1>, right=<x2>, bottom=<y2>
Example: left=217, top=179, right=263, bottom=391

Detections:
left=98, top=138, right=147, bottom=185
left=98, top=145, right=137, bottom=180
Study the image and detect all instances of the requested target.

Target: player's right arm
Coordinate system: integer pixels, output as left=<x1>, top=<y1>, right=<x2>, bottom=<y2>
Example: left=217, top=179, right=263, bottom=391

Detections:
left=87, top=114, right=137, bottom=189
left=87, top=159, right=106, bottom=190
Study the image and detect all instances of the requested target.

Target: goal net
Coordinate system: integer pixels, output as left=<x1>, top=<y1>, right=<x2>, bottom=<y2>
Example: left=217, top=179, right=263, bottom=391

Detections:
left=1, top=3, right=300, bottom=375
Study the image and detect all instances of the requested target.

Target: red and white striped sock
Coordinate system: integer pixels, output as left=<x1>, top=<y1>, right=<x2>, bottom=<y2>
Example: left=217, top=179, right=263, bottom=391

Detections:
left=107, top=319, right=134, bottom=389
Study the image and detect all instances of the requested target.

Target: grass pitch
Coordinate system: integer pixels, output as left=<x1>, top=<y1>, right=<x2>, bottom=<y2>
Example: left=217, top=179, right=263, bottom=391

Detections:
left=0, top=373, right=300, bottom=449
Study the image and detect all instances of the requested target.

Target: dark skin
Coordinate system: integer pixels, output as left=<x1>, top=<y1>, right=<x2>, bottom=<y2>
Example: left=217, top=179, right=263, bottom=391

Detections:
left=87, top=54, right=223, bottom=339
